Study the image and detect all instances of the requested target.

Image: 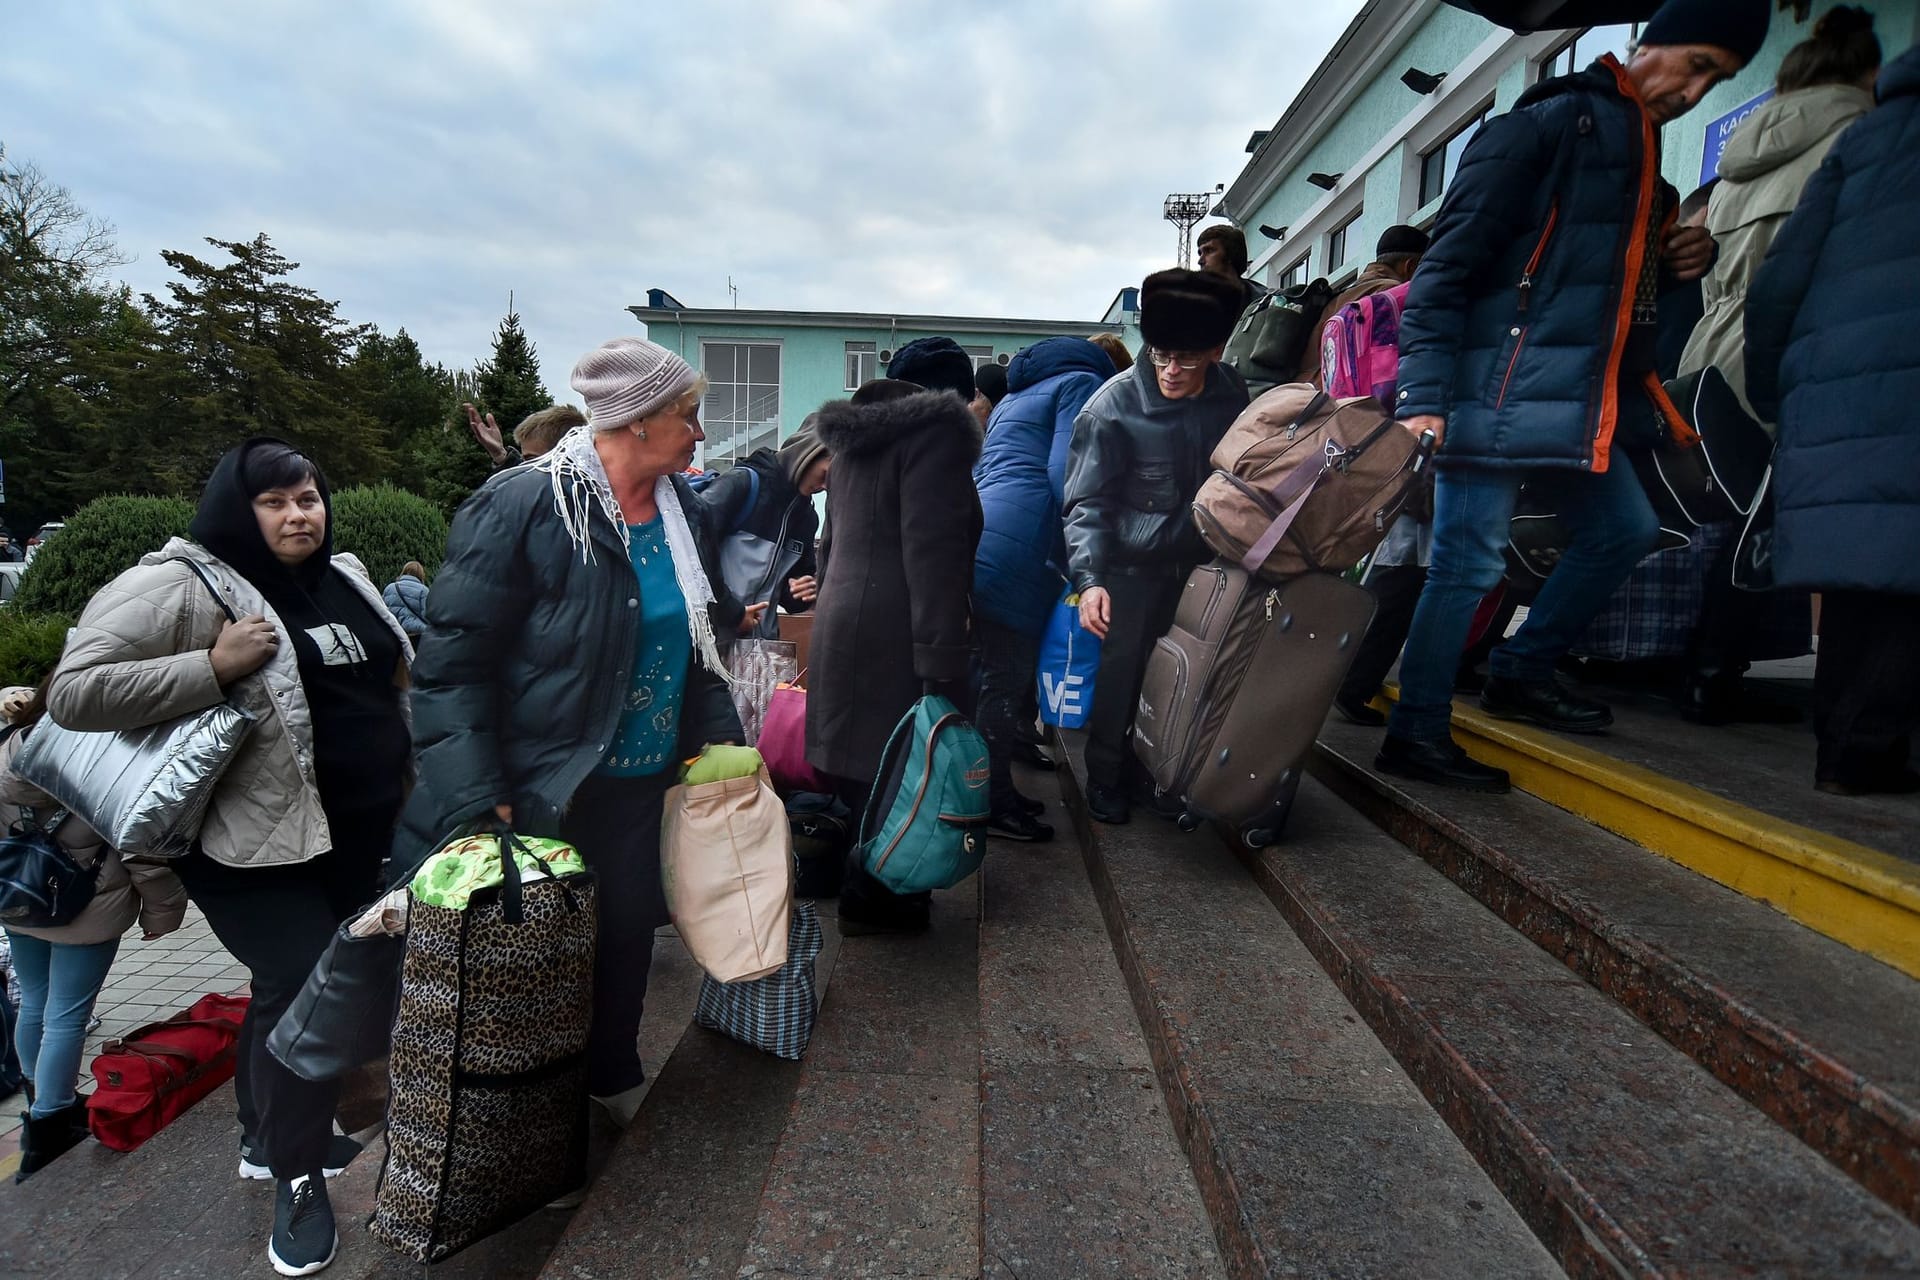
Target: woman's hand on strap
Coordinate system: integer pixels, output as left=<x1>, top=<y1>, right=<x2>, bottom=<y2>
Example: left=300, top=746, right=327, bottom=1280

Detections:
left=209, top=614, right=279, bottom=685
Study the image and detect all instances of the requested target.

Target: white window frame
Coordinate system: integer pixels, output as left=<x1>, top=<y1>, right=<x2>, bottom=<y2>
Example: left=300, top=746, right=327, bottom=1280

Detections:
left=699, top=339, right=783, bottom=468
left=1416, top=101, right=1493, bottom=212
left=844, top=340, right=877, bottom=391
left=1536, top=23, right=1643, bottom=83
left=1326, top=206, right=1363, bottom=274
left=961, top=344, right=995, bottom=371
left=1275, top=253, right=1311, bottom=290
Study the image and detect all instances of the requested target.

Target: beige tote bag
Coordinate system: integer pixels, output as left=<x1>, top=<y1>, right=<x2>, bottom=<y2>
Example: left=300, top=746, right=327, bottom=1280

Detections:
left=660, top=766, right=793, bottom=983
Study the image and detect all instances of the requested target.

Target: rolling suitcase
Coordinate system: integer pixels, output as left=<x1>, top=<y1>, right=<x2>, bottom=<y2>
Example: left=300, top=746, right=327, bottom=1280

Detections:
left=1133, top=563, right=1374, bottom=848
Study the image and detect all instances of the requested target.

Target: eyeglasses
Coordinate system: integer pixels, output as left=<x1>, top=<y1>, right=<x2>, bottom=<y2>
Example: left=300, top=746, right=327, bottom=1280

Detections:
left=1148, top=350, right=1209, bottom=371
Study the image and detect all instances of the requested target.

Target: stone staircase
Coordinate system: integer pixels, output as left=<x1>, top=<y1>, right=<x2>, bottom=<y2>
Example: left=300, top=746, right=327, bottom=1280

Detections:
left=4, top=704, right=1917, bottom=1278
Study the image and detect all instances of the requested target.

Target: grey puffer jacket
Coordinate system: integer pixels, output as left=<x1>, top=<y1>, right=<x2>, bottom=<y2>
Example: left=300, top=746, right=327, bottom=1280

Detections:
left=0, top=727, right=187, bottom=944
left=46, top=539, right=413, bottom=868
left=1063, top=357, right=1249, bottom=591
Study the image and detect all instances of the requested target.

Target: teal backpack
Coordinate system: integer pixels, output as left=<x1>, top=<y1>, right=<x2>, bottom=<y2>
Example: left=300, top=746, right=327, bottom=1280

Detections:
left=858, top=695, right=991, bottom=894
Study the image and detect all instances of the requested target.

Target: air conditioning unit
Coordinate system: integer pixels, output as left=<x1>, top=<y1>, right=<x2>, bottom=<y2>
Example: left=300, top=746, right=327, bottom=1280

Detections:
left=878, top=349, right=894, bottom=364
left=996, top=353, right=1011, bottom=366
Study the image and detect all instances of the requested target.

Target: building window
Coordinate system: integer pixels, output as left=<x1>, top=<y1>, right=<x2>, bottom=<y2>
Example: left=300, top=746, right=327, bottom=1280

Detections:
left=1328, top=207, right=1362, bottom=273
left=1419, top=105, right=1491, bottom=208
left=1277, top=255, right=1311, bottom=290
left=1540, top=23, right=1642, bottom=81
left=845, top=341, right=877, bottom=391
left=700, top=340, right=781, bottom=466
left=961, top=344, right=995, bottom=370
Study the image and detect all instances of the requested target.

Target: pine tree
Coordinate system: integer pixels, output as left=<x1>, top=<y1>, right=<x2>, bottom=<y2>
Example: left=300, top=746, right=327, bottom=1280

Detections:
left=126, top=233, right=392, bottom=490
left=473, top=308, right=550, bottom=435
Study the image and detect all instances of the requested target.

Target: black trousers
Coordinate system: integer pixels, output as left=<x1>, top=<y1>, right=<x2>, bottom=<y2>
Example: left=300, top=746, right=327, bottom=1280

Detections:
left=1084, top=575, right=1185, bottom=790
left=833, top=775, right=932, bottom=925
left=175, top=802, right=391, bottom=1181
left=559, top=772, right=671, bottom=1098
left=1340, top=565, right=1427, bottom=704
left=1814, top=591, right=1920, bottom=784
left=975, top=617, right=1044, bottom=808
left=1689, top=530, right=1767, bottom=674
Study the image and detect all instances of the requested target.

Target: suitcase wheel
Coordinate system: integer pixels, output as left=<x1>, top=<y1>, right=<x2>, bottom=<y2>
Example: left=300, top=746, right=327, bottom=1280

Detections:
left=1175, top=811, right=1202, bottom=834
left=1244, top=827, right=1278, bottom=851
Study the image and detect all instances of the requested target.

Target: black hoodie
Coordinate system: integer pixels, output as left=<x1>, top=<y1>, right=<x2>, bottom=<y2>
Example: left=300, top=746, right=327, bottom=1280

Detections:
left=190, top=439, right=408, bottom=818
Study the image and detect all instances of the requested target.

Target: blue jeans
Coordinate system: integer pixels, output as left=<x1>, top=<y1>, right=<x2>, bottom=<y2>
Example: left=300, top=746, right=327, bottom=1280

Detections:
left=4, top=931, right=120, bottom=1117
left=1388, top=461, right=1659, bottom=742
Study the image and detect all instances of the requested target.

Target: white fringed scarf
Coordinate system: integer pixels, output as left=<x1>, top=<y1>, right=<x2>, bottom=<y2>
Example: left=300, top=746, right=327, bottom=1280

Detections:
left=532, top=425, right=733, bottom=685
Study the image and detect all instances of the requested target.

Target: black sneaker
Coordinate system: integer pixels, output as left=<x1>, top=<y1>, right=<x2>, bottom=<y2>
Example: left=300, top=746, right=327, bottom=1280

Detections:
left=240, top=1133, right=361, bottom=1181
left=1085, top=781, right=1130, bottom=825
left=987, top=806, right=1054, bottom=843
left=1480, top=675, right=1613, bottom=734
left=1011, top=741, right=1057, bottom=771
left=1332, top=693, right=1387, bottom=727
left=269, top=1173, right=337, bottom=1277
left=1375, top=735, right=1511, bottom=794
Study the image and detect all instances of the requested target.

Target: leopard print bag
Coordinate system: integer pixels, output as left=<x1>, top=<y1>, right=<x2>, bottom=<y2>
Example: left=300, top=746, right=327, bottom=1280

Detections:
left=371, top=835, right=597, bottom=1263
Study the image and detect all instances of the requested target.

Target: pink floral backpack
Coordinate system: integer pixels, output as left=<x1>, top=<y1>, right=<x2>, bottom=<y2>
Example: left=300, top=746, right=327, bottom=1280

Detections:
left=1321, top=281, right=1411, bottom=404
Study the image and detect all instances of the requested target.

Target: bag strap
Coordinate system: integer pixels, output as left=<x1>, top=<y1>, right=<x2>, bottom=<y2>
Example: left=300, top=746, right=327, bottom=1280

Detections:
left=172, top=558, right=241, bottom=625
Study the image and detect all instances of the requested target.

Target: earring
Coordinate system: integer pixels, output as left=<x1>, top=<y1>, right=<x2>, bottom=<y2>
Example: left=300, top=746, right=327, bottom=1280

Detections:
left=636, top=426, right=649, bottom=441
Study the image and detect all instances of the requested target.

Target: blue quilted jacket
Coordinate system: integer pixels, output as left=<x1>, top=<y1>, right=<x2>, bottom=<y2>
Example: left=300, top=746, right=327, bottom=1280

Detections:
left=1395, top=56, right=1682, bottom=473
left=971, top=339, right=1117, bottom=634
left=1746, top=48, right=1920, bottom=594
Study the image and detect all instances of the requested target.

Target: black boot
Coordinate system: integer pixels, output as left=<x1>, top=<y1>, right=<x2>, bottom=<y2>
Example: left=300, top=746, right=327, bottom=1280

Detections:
left=1680, top=668, right=1801, bottom=726
left=15, top=1099, right=90, bottom=1182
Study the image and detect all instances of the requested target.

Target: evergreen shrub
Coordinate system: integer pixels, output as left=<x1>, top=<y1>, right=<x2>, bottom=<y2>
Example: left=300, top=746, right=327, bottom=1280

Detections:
left=0, top=611, right=75, bottom=690
left=11, top=495, right=196, bottom=617
left=331, top=484, right=450, bottom=586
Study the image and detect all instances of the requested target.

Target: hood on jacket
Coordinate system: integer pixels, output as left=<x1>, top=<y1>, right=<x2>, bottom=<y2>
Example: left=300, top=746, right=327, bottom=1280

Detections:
left=815, top=388, right=984, bottom=463
left=188, top=437, right=335, bottom=594
left=1006, top=337, right=1116, bottom=394
left=1881, top=43, right=1920, bottom=101
left=776, top=414, right=829, bottom=487
left=1717, top=84, right=1876, bottom=181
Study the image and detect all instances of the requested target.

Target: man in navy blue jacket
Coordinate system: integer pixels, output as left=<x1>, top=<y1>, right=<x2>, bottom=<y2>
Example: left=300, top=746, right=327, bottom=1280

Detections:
left=1380, top=0, right=1768, bottom=792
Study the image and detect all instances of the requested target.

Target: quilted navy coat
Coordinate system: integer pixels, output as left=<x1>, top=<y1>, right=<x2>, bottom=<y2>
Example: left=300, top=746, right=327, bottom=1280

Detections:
left=971, top=338, right=1117, bottom=635
left=1395, top=55, right=1682, bottom=473
left=1746, top=48, right=1920, bottom=595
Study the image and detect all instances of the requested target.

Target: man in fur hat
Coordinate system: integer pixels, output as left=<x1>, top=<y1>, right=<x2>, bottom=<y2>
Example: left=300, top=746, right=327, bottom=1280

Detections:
left=1063, top=269, right=1250, bottom=824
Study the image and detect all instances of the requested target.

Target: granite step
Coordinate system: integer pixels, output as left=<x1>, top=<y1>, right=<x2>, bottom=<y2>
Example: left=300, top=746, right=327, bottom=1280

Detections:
left=1232, top=765, right=1920, bottom=1276
left=1053, top=733, right=1564, bottom=1279
left=544, top=765, right=1223, bottom=1280
left=1311, top=713, right=1920, bottom=1227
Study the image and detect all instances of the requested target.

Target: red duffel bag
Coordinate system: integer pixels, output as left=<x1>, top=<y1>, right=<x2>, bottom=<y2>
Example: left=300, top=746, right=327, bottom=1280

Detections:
left=88, top=991, right=249, bottom=1152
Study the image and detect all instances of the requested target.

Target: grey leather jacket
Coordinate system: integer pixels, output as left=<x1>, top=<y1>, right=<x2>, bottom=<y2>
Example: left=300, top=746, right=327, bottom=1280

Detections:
left=1062, top=359, right=1248, bottom=591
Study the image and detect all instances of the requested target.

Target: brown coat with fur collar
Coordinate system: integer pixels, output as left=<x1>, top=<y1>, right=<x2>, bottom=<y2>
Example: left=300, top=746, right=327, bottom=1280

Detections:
left=806, top=389, right=983, bottom=784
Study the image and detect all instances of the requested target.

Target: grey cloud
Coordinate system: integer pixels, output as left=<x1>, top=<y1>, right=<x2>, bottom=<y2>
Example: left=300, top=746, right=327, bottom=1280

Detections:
left=6, top=0, right=1362, bottom=395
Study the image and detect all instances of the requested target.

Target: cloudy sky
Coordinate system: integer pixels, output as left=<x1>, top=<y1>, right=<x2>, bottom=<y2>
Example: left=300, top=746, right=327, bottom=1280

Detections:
left=7, top=1, right=1365, bottom=395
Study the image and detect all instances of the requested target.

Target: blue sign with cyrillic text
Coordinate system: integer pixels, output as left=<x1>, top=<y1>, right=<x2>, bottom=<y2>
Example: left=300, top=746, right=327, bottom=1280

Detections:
left=1701, top=90, right=1775, bottom=187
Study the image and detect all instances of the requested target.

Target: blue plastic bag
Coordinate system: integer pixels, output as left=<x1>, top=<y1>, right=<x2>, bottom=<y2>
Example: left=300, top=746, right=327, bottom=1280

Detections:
left=1036, top=588, right=1101, bottom=730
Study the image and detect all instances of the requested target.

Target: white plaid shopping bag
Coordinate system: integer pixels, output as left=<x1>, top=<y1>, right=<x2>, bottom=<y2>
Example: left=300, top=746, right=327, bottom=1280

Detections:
left=694, top=899, right=822, bottom=1060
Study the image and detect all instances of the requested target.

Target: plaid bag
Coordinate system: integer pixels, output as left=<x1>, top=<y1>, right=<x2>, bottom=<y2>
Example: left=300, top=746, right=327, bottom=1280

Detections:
left=693, top=899, right=822, bottom=1060
left=1573, top=521, right=1813, bottom=664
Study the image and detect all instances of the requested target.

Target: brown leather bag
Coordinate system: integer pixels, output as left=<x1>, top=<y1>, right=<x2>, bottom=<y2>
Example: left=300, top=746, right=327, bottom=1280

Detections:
left=1192, top=385, right=1428, bottom=581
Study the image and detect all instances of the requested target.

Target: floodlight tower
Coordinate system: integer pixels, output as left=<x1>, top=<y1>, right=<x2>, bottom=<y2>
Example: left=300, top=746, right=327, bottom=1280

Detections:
left=1164, top=188, right=1219, bottom=268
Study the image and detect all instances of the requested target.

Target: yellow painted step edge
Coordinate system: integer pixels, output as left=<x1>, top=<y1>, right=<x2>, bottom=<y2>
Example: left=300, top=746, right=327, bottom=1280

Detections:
left=1376, top=687, right=1920, bottom=978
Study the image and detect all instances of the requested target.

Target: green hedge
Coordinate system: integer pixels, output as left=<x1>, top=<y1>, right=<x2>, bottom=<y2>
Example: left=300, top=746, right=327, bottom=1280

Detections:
left=331, top=485, right=449, bottom=586
left=12, top=495, right=196, bottom=617
left=0, top=610, right=76, bottom=690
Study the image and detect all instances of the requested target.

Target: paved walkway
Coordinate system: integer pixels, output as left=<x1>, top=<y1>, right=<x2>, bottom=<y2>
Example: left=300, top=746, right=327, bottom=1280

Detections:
left=1, top=905, right=248, bottom=1176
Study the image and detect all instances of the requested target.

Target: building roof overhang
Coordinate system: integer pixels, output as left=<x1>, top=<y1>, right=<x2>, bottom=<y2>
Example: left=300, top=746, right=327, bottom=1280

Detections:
left=628, top=304, right=1113, bottom=337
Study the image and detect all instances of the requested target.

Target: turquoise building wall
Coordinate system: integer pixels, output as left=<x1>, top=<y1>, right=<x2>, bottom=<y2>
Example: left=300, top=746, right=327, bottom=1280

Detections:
left=1229, top=0, right=1917, bottom=290
left=633, top=309, right=1125, bottom=467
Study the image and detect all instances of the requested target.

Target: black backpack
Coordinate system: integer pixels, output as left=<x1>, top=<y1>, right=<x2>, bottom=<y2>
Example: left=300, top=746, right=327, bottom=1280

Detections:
left=1223, top=278, right=1336, bottom=393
